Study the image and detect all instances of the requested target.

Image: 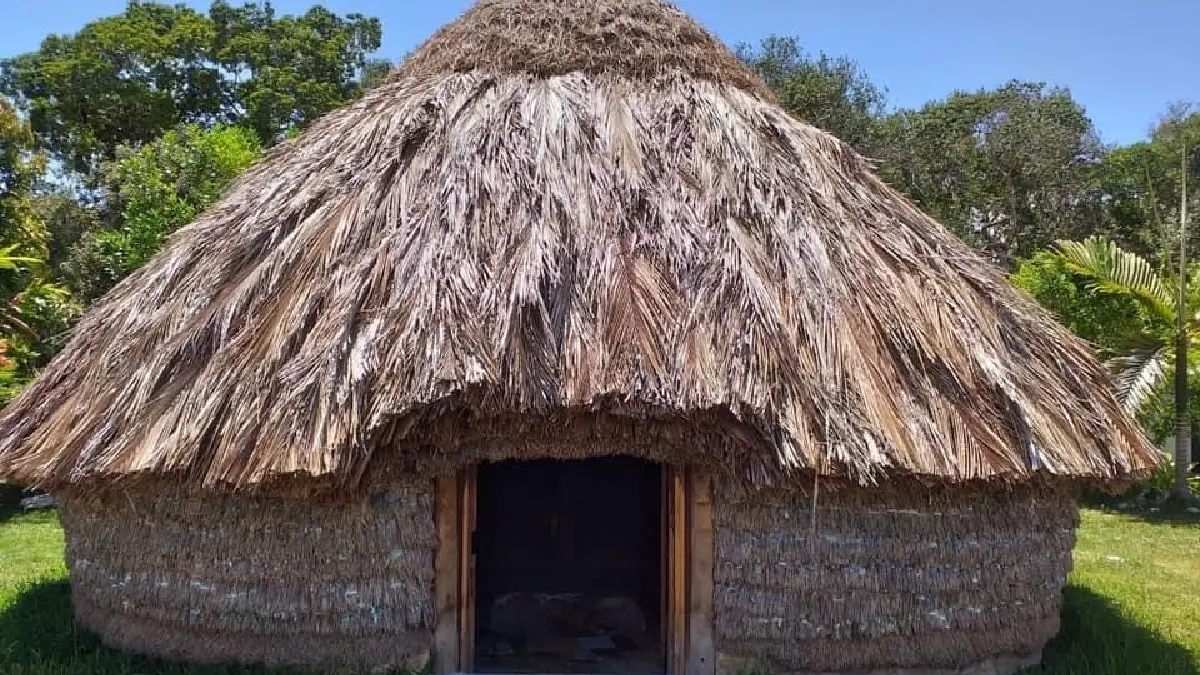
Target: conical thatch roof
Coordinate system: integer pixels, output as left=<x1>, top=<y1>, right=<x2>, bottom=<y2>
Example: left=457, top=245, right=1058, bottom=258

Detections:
left=0, top=0, right=1158, bottom=491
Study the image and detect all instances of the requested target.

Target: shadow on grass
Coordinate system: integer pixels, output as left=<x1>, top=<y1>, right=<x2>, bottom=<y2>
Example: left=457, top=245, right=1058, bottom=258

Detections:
left=1083, top=501, right=1200, bottom=526
left=0, top=484, right=61, bottom=525
left=0, top=482, right=26, bottom=524
left=1081, top=486, right=1200, bottom=526
left=1031, top=584, right=1199, bottom=675
left=1104, top=508, right=1200, bottom=526
left=0, top=506, right=21, bottom=525
left=0, top=578, right=384, bottom=675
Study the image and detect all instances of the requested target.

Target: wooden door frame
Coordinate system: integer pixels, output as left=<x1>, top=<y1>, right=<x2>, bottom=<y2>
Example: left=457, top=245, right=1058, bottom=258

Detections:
left=684, top=468, right=716, bottom=675
left=433, top=464, right=714, bottom=675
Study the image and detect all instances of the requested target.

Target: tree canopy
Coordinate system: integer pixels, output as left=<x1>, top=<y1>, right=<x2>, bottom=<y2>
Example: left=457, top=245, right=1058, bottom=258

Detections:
left=877, top=81, right=1106, bottom=266
left=737, top=36, right=887, bottom=156
left=1, top=0, right=385, bottom=174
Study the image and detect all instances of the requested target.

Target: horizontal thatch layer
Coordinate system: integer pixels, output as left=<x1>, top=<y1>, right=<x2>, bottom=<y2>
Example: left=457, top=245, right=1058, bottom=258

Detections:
left=0, top=0, right=1157, bottom=491
left=58, top=480, right=436, bottom=669
left=73, top=603, right=432, bottom=671
left=392, top=0, right=775, bottom=100
left=715, top=650, right=1044, bottom=675
left=717, top=632, right=1049, bottom=675
left=713, top=481, right=1077, bottom=672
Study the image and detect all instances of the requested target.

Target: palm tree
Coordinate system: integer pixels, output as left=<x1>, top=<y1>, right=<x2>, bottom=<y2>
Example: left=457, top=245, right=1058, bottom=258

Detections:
left=1054, top=236, right=1194, bottom=498
left=0, top=244, right=47, bottom=342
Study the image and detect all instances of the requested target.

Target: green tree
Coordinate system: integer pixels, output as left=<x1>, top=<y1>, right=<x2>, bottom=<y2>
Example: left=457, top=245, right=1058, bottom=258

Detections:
left=63, top=124, right=262, bottom=301
left=1, top=3, right=221, bottom=175
left=1096, top=141, right=1178, bottom=260
left=1, top=1, right=383, bottom=174
left=209, top=1, right=384, bottom=143
left=1096, top=109, right=1200, bottom=263
left=737, top=36, right=887, bottom=156
left=878, top=81, right=1104, bottom=267
left=0, top=100, right=48, bottom=262
left=0, top=101, right=82, bottom=402
left=32, top=191, right=101, bottom=272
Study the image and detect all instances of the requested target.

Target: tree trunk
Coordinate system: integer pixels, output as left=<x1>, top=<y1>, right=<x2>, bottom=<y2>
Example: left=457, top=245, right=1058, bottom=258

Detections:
left=1174, top=331, right=1191, bottom=498
left=1175, top=144, right=1192, bottom=500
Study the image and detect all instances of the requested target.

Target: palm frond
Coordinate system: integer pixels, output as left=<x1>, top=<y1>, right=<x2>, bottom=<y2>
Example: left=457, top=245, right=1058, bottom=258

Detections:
left=1105, top=348, right=1167, bottom=414
left=0, top=244, right=44, bottom=272
left=1054, top=237, right=1175, bottom=322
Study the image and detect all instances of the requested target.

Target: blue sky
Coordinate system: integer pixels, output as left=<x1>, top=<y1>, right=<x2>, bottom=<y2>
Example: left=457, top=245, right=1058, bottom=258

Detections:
left=4, top=0, right=1197, bottom=145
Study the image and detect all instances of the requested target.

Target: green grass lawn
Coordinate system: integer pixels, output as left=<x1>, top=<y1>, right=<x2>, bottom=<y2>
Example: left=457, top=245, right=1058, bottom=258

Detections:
left=0, top=507, right=1197, bottom=675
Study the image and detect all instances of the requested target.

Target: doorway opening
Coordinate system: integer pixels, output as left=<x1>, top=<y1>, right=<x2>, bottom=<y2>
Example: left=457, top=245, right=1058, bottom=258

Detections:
left=473, top=457, right=665, bottom=674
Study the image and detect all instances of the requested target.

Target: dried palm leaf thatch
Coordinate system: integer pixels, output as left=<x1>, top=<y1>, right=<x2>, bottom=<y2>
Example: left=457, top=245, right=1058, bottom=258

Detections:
left=0, top=0, right=1158, bottom=492
left=389, top=0, right=776, bottom=100
left=714, top=481, right=1078, bottom=673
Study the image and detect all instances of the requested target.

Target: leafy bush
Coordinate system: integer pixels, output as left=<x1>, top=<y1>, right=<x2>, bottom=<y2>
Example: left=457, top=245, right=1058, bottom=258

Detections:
left=63, top=124, right=262, bottom=301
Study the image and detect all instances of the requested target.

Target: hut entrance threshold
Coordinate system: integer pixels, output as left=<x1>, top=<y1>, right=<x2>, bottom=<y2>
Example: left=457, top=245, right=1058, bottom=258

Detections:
left=435, top=461, right=714, bottom=675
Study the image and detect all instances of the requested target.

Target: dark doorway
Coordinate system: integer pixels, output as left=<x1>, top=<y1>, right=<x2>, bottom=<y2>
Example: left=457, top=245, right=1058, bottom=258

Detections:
left=473, top=457, right=664, bottom=674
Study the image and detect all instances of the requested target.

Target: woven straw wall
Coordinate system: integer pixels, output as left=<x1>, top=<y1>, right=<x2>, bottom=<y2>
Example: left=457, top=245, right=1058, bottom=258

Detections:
left=713, top=483, right=1079, bottom=674
left=57, top=479, right=436, bottom=670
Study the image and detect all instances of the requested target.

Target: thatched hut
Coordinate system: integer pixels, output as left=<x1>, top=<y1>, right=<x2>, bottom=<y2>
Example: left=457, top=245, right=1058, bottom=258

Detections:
left=0, top=1, right=1157, bottom=674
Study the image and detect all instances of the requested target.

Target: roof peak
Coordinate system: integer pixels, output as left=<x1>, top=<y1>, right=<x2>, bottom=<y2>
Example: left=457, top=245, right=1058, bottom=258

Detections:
left=388, top=0, right=773, bottom=98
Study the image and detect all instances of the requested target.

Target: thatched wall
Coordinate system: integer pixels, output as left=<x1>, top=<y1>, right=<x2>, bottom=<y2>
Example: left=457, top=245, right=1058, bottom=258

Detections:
left=713, top=482, right=1078, bottom=674
left=57, top=479, right=436, bottom=670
